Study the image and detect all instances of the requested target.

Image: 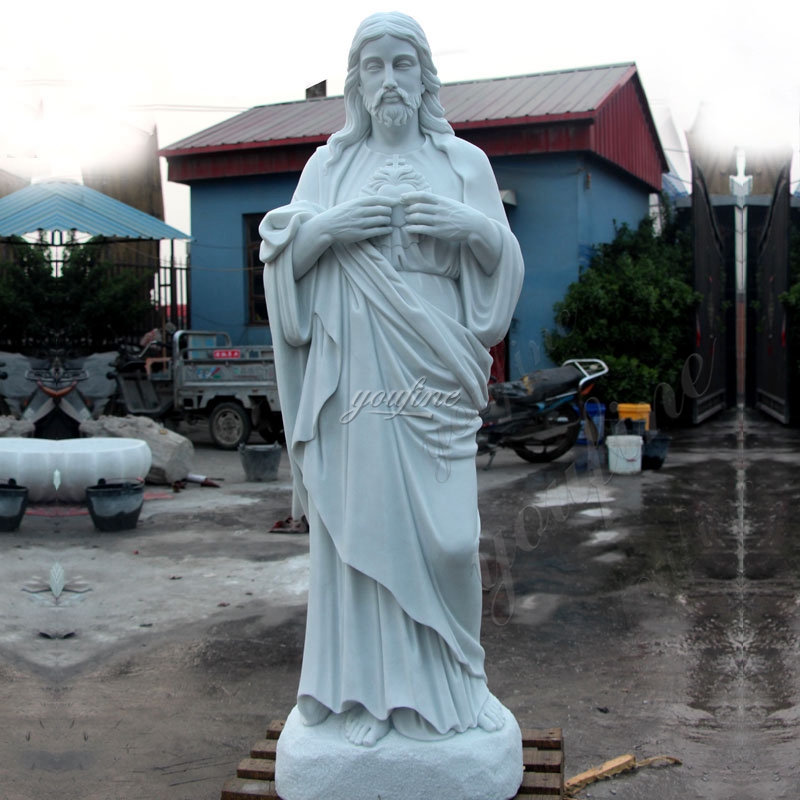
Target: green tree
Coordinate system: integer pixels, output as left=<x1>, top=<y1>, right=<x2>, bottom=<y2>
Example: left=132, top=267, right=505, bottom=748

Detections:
left=0, top=236, right=154, bottom=351
left=547, top=210, right=700, bottom=408
left=59, top=240, right=154, bottom=346
left=0, top=236, right=58, bottom=347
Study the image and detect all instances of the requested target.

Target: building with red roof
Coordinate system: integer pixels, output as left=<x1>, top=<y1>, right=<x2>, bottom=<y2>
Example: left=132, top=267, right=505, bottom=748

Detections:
left=162, top=63, right=667, bottom=375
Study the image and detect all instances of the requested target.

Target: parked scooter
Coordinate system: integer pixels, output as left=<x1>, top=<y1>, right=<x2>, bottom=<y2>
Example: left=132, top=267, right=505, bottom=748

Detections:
left=477, top=358, right=609, bottom=467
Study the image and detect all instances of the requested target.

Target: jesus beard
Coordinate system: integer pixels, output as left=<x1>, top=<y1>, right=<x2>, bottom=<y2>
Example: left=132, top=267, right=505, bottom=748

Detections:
left=363, top=86, right=423, bottom=128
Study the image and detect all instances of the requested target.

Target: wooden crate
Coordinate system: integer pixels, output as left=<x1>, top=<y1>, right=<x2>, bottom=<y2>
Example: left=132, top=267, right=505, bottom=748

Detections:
left=220, top=721, right=282, bottom=800
left=220, top=721, right=563, bottom=800
left=518, top=728, right=564, bottom=797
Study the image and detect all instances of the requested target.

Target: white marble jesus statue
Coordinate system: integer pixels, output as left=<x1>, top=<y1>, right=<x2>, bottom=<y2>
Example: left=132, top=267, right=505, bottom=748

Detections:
left=260, top=10, right=524, bottom=763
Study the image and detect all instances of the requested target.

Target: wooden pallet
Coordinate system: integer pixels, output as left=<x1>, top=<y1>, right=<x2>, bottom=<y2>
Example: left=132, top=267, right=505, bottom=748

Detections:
left=221, top=720, right=564, bottom=800
left=518, top=727, right=565, bottom=798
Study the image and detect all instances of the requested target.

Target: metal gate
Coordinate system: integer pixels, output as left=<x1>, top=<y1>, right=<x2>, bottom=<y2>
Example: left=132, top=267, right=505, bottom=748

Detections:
left=754, top=165, right=791, bottom=423
left=690, top=166, right=728, bottom=423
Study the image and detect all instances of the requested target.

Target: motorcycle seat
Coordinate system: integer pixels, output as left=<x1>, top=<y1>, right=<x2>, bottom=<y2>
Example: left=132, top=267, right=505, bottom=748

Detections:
left=489, top=365, right=582, bottom=405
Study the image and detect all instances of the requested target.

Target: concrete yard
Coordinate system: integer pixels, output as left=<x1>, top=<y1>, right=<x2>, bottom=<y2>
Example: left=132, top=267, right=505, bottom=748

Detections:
left=0, top=409, right=798, bottom=799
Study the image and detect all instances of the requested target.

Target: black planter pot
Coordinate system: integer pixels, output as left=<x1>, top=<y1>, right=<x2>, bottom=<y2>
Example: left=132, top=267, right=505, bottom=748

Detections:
left=0, top=480, right=28, bottom=532
left=642, top=432, right=672, bottom=470
left=85, top=479, right=144, bottom=532
left=239, top=443, right=282, bottom=482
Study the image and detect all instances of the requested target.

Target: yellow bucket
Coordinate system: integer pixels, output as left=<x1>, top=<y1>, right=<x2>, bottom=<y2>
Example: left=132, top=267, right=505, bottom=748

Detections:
left=617, top=403, right=652, bottom=431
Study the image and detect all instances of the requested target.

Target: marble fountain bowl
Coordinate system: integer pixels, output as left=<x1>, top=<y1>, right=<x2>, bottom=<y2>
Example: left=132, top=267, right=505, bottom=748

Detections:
left=0, top=438, right=152, bottom=503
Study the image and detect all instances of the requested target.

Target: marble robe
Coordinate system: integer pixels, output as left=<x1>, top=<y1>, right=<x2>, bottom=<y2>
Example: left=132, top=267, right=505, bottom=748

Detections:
left=260, top=133, right=524, bottom=738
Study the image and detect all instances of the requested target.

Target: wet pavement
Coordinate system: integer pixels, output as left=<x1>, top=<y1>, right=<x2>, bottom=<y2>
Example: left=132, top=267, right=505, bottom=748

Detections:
left=0, top=408, right=797, bottom=799
left=476, top=407, right=800, bottom=799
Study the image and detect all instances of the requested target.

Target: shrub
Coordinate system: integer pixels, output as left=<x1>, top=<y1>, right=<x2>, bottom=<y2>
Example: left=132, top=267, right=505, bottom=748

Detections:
left=778, top=225, right=800, bottom=373
left=0, top=237, right=58, bottom=347
left=59, top=242, right=154, bottom=347
left=0, top=237, right=153, bottom=352
left=547, top=209, right=700, bottom=408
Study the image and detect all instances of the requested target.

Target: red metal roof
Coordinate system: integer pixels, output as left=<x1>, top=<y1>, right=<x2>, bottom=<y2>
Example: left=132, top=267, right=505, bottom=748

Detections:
left=162, top=63, right=667, bottom=191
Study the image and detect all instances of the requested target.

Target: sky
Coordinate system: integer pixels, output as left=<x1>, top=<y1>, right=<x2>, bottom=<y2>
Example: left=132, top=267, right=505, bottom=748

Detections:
left=1, top=0, right=799, bottom=237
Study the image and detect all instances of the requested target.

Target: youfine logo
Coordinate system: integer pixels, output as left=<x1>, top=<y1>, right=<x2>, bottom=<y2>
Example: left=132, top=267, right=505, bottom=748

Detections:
left=340, top=377, right=460, bottom=424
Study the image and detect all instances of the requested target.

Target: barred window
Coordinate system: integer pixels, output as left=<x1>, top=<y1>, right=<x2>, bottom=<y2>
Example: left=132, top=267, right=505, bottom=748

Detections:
left=245, top=213, right=268, bottom=324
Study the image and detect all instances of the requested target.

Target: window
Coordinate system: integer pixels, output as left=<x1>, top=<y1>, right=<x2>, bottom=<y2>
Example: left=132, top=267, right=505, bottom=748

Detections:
left=245, top=213, right=268, bottom=324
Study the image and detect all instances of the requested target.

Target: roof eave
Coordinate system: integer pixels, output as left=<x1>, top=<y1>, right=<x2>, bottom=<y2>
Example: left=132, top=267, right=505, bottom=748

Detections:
left=454, top=110, right=596, bottom=132
left=160, top=134, right=331, bottom=159
left=160, top=112, right=598, bottom=160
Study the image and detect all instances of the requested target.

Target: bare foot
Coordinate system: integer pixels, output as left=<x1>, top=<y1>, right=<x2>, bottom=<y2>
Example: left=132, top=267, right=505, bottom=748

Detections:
left=298, top=697, right=331, bottom=726
left=477, top=694, right=505, bottom=732
left=344, top=705, right=391, bottom=747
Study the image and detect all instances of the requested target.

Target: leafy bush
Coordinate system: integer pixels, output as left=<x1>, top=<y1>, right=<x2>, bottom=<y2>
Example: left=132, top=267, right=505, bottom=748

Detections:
left=0, top=237, right=58, bottom=346
left=778, top=225, right=800, bottom=372
left=0, top=237, right=153, bottom=352
left=59, top=242, right=154, bottom=346
left=547, top=210, right=700, bottom=407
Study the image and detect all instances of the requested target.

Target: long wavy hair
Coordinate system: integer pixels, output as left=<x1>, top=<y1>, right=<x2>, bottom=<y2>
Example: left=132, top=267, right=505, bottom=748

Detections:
left=326, top=12, right=454, bottom=166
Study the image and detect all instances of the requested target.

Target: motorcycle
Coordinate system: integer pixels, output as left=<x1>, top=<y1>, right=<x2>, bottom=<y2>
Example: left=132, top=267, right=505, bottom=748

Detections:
left=477, top=358, right=609, bottom=467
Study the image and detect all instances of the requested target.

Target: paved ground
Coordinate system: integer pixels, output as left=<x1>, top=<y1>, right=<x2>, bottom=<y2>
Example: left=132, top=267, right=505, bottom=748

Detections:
left=0, top=409, right=798, bottom=800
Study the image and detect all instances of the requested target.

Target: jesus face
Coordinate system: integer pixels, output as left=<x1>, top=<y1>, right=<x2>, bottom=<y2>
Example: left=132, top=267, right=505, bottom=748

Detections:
left=358, top=35, right=424, bottom=128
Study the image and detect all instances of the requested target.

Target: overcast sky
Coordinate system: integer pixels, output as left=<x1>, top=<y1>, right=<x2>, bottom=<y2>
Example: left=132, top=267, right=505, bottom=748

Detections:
left=2, top=0, right=799, bottom=234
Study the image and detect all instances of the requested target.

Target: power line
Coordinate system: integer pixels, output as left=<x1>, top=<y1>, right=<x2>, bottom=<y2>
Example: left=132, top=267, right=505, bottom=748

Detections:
left=129, top=104, right=251, bottom=113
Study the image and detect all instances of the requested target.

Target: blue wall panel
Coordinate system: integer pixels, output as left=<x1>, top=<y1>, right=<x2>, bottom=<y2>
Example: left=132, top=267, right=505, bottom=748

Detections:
left=187, top=155, right=650, bottom=372
left=492, top=154, right=650, bottom=377
left=189, top=174, right=299, bottom=345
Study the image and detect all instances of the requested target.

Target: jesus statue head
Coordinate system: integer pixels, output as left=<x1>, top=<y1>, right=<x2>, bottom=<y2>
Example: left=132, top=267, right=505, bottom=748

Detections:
left=327, top=12, right=454, bottom=162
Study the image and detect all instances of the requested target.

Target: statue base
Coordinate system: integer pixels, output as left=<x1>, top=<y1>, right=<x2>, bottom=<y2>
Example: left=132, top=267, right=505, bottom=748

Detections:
left=219, top=717, right=565, bottom=799
left=275, top=704, right=523, bottom=800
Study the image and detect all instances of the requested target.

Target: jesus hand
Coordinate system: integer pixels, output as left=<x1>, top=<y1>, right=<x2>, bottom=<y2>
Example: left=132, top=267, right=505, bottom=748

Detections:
left=401, top=191, right=483, bottom=242
left=401, top=191, right=503, bottom=274
left=314, top=196, right=394, bottom=245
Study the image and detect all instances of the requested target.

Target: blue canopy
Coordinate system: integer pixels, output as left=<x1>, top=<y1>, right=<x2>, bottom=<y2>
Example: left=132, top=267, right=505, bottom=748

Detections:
left=0, top=180, right=190, bottom=239
left=662, top=172, right=689, bottom=199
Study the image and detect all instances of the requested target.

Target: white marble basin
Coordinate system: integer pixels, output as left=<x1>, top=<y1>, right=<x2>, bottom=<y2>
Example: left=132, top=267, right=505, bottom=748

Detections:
left=0, top=438, right=152, bottom=503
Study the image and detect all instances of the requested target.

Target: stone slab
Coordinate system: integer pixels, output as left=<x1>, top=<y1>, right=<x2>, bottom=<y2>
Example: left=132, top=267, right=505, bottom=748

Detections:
left=275, top=705, right=523, bottom=800
left=0, top=416, right=34, bottom=437
left=80, top=414, right=193, bottom=484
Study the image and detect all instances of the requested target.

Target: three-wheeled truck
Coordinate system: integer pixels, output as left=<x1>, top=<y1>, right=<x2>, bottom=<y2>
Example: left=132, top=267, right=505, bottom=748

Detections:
left=113, top=330, right=283, bottom=449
